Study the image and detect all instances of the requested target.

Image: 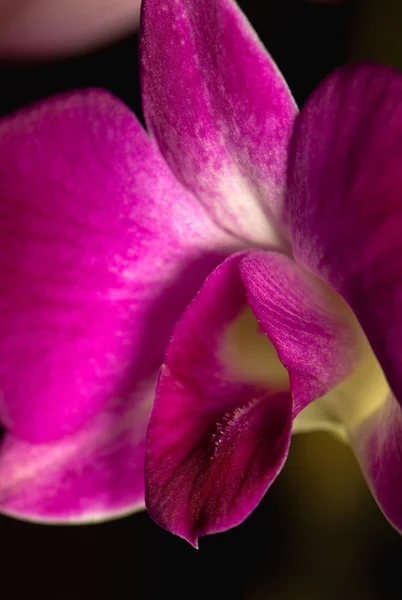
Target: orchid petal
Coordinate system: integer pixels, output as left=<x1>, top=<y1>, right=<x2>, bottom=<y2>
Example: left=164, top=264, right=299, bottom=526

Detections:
left=146, top=250, right=357, bottom=545
left=0, top=89, right=234, bottom=445
left=287, top=64, right=402, bottom=529
left=0, top=0, right=141, bottom=59
left=288, top=63, right=402, bottom=410
left=0, top=382, right=152, bottom=522
left=140, top=0, right=297, bottom=246
left=349, top=394, right=402, bottom=533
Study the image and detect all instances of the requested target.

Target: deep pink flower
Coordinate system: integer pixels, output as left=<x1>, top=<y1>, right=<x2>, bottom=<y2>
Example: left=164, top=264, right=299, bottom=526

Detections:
left=0, top=0, right=400, bottom=548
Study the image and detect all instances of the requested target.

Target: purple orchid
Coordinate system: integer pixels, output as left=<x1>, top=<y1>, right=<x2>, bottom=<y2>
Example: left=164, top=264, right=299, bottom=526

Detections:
left=0, top=0, right=400, bottom=548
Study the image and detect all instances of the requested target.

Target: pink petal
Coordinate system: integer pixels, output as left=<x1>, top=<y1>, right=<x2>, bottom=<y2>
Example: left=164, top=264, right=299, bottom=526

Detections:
left=146, top=250, right=357, bottom=545
left=350, top=394, right=402, bottom=533
left=0, top=381, right=153, bottom=522
left=0, top=0, right=141, bottom=59
left=140, top=0, right=297, bottom=246
left=287, top=64, right=402, bottom=531
left=287, top=64, right=402, bottom=432
left=0, top=89, right=235, bottom=445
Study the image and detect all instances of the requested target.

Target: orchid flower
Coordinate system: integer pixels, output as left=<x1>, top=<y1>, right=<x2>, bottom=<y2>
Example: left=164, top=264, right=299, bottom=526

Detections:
left=0, top=0, right=400, bottom=549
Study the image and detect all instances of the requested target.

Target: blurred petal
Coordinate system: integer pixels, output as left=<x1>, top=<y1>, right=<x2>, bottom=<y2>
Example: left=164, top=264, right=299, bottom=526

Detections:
left=288, top=63, right=402, bottom=417
left=0, top=0, right=141, bottom=59
left=140, top=0, right=297, bottom=246
left=315, top=336, right=398, bottom=531
left=292, top=400, right=347, bottom=440
left=286, top=64, right=402, bottom=530
left=0, top=89, right=234, bottom=444
left=146, top=251, right=357, bottom=545
left=0, top=382, right=152, bottom=522
left=350, top=393, right=402, bottom=533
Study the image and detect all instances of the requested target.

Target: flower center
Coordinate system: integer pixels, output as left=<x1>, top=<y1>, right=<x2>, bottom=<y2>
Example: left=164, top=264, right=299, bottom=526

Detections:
left=220, top=307, right=289, bottom=389
left=219, top=294, right=389, bottom=439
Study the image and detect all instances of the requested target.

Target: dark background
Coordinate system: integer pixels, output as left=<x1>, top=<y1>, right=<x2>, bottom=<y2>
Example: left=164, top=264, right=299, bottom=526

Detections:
left=1, top=1, right=401, bottom=598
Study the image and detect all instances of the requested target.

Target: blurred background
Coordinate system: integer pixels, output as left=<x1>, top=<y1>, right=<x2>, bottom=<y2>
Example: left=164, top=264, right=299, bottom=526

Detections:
left=0, top=1, right=401, bottom=598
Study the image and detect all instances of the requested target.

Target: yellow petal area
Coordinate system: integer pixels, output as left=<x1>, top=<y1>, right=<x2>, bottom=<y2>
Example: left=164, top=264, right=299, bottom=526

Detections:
left=312, top=331, right=390, bottom=435
left=221, top=307, right=289, bottom=388
left=219, top=298, right=390, bottom=441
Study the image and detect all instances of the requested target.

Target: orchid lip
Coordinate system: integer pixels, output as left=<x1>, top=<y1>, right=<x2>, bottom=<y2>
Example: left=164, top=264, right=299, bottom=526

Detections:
left=145, top=249, right=369, bottom=544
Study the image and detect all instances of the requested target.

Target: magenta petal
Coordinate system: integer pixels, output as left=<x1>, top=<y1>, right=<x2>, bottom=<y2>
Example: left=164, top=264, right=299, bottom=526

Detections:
left=146, top=251, right=357, bottom=545
left=140, top=0, right=297, bottom=245
left=288, top=63, right=402, bottom=410
left=0, top=90, right=234, bottom=443
left=0, top=383, right=152, bottom=522
left=240, top=251, right=357, bottom=414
